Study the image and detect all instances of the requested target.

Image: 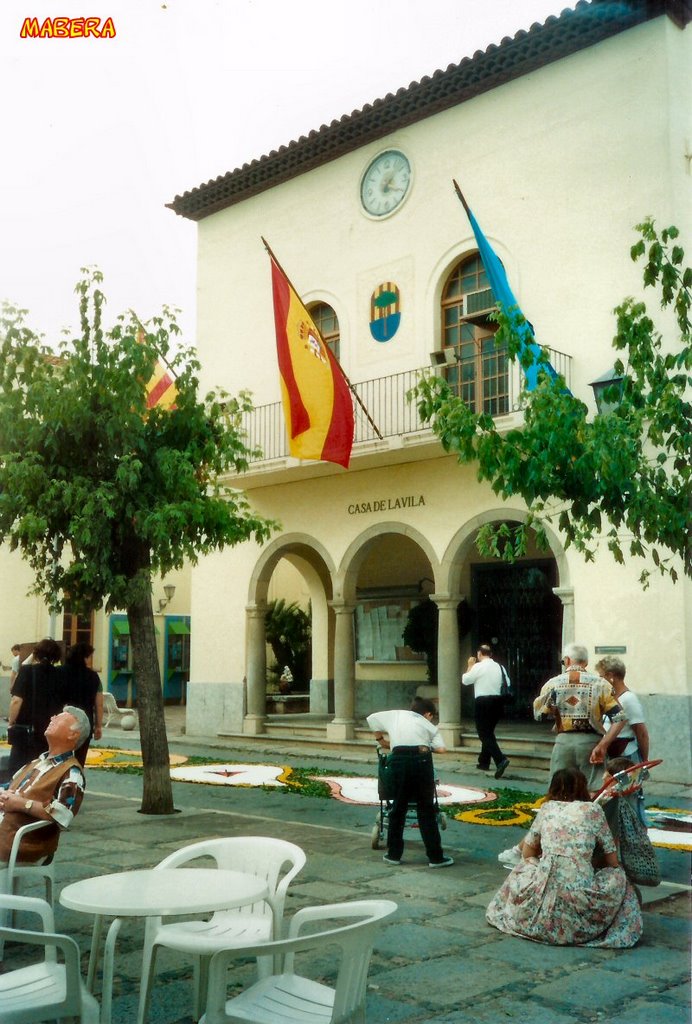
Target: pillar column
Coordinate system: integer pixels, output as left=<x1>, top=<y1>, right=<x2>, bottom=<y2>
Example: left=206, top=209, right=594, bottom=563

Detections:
left=326, top=601, right=356, bottom=741
left=553, top=587, right=575, bottom=654
left=432, top=595, right=461, bottom=749
left=243, top=603, right=267, bottom=736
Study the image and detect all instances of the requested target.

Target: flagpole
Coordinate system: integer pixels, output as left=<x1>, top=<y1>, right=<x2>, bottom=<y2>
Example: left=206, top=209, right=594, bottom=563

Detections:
left=452, top=179, right=471, bottom=216
left=262, top=237, right=383, bottom=441
left=136, top=323, right=178, bottom=379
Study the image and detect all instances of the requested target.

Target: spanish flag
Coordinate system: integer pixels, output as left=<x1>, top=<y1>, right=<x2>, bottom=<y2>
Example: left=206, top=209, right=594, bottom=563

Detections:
left=145, top=361, right=177, bottom=411
left=270, top=256, right=354, bottom=468
left=137, top=328, right=178, bottom=410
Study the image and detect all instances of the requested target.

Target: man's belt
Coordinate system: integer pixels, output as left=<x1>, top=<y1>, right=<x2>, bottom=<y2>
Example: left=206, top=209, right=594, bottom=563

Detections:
left=392, top=745, right=431, bottom=754
left=557, top=723, right=598, bottom=735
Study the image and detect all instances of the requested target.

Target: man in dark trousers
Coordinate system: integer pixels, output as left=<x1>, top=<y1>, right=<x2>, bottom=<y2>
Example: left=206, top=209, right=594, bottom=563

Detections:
left=367, top=697, right=453, bottom=868
left=462, top=644, right=511, bottom=779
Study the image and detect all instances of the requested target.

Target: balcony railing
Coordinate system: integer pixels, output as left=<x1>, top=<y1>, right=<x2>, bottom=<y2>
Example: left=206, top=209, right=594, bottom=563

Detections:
left=241, top=348, right=572, bottom=464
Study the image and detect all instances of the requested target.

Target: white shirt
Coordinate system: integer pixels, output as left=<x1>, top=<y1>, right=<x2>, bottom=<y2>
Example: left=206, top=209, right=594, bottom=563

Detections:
left=366, top=710, right=444, bottom=750
left=462, top=658, right=504, bottom=697
left=604, top=688, right=646, bottom=757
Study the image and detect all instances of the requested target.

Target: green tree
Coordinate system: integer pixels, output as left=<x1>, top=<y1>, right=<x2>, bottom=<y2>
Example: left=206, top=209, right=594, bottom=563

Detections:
left=412, top=220, right=690, bottom=586
left=265, top=599, right=311, bottom=691
left=0, top=269, right=274, bottom=813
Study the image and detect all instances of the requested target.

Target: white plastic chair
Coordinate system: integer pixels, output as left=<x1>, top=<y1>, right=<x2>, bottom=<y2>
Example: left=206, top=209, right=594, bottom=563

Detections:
left=199, top=898, right=398, bottom=1024
left=138, top=836, right=306, bottom=1024
left=0, top=820, right=55, bottom=959
left=0, top=893, right=99, bottom=1023
left=102, top=691, right=138, bottom=728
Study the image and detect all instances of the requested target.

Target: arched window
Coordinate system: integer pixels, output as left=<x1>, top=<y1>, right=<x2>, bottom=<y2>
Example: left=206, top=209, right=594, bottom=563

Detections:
left=308, top=302, right=340, bottom=362
left=440, top=254, right=508, bottom=416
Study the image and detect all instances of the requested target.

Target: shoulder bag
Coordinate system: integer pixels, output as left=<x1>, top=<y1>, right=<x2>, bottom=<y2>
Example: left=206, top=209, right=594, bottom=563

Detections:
left=617, top=798, right=660, bottom=887
left=7, top=666, right=37, bottom=746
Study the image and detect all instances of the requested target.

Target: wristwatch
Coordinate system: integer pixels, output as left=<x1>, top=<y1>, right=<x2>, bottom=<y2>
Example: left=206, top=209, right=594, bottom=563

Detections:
left=24, top=799, right=32, bottom=811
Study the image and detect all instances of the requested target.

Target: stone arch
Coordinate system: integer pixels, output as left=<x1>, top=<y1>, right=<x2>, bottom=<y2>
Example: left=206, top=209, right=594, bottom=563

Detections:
left=325, top=521, right=455, bottom=742
left=440, top=507, right=571, bottom=716
left=243, top=533, right=336, bottom=736
left=337, top=521, right=441, bottom=603
left=440, top=508, right=570, bottom=595
left=248, top=532, right=335, bottom=605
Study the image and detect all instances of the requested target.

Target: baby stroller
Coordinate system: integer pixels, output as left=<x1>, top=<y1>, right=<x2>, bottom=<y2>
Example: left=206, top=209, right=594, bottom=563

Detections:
left=370, top=745, right=447, bottom=849
left=594, top=758, right=662, bottom=888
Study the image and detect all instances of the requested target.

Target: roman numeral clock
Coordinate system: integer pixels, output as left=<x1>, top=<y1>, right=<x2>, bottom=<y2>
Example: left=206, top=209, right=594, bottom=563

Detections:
left=360, top=150, right=411, bottom=218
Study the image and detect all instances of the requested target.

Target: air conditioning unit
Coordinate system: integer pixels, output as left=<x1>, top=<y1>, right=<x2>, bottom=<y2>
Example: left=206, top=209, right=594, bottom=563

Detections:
left=430, top=348, right=457, bottom=367
left=462, top=287, right=495, bottom=318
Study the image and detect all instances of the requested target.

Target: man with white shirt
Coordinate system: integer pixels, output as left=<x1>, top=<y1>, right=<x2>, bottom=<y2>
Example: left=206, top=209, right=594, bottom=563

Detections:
left=462, top=644, right=511, bottom=779
left=367, top=697, right=453, bottom=868
left=9, top=644, right=21, bottom=688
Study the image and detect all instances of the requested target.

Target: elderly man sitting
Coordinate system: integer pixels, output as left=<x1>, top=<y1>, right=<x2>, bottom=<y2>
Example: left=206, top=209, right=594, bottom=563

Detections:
left=0, top=705, right=89, bottom=864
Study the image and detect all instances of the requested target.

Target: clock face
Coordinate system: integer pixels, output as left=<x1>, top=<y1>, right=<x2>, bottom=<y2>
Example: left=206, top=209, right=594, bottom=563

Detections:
left=360, top=150, right=411, bottom=218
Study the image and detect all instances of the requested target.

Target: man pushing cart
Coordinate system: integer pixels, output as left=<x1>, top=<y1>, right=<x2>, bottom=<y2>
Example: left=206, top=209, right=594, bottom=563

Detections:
left=367, top=697, right=454, bottom=868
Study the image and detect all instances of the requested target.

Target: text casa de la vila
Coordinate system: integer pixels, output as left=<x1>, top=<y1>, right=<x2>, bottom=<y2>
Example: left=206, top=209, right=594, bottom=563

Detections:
left=347, top=495, right=425, bottom=515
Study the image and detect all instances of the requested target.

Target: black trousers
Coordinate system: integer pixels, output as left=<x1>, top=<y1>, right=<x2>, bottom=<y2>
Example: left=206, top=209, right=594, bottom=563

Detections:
left=474, top=696, right=506, bottom=769
left=384, top=749, right=444, bottom=863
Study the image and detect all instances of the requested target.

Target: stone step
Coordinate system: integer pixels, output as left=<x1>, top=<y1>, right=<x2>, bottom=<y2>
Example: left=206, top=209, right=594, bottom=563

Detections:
left=223, top=718, right=554, bottom=771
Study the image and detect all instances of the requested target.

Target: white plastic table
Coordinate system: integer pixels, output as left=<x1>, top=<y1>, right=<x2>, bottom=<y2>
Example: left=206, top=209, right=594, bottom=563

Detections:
left=60, top=867, right=270, bottom=1024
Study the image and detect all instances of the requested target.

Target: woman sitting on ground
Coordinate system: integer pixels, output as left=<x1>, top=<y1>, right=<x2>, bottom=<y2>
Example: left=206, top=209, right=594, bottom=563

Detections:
left=486, top=767, right=642, bottom=947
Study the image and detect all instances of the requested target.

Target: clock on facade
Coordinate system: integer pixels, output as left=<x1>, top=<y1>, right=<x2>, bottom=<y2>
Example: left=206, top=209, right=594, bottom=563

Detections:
left=360, top=150, right=411, bottom=218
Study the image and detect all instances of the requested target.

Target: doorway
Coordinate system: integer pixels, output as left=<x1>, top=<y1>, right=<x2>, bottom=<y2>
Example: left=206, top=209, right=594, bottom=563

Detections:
left=471, top=560, right=562, bottom=718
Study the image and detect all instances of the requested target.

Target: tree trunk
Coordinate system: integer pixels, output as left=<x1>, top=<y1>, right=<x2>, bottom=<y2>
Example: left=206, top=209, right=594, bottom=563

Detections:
left=127, top=595, right=175, bottom=814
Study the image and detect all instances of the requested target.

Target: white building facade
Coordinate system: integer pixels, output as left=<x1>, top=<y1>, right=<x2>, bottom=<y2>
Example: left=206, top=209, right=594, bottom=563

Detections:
left=170, top=2, right=691, bottom=781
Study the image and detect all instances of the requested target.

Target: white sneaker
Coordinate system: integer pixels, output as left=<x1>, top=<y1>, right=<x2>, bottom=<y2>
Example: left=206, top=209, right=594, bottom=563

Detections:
left=498, top=845, right=522, bottom=869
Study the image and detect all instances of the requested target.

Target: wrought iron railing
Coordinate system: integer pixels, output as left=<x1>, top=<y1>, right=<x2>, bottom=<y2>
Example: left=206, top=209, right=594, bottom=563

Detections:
left=241, top=348, right=572, bottom=464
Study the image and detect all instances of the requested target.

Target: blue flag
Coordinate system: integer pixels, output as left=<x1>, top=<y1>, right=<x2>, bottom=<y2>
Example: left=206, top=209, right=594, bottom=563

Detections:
left=454, top=182, right=561, bottom=392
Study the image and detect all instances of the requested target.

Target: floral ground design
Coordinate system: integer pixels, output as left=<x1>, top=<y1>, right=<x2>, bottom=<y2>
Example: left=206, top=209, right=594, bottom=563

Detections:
left=79, top=747, right=692, bottom=848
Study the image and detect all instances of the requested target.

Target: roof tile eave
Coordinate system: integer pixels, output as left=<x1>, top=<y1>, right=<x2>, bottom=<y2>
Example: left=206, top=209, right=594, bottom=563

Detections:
left=168, top=0, right=681, bottom=222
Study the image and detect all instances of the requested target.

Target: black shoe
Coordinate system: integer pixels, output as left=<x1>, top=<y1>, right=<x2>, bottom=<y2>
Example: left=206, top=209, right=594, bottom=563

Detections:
left=494, top=758, right=510, bottom=779
left=476, top=764, right=491, bottom=771
left=429, top=856, right=454, bottom=868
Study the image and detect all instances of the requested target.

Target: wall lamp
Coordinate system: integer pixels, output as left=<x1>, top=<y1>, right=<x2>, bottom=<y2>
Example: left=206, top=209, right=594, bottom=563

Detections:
left=589, top=367, right=625, bottom=415
left=158, top=584, right=176, bottom=612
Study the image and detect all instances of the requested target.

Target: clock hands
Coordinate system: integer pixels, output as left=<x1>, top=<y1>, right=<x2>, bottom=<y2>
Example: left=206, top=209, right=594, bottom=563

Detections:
left=382, top=175, right=405, bottom=194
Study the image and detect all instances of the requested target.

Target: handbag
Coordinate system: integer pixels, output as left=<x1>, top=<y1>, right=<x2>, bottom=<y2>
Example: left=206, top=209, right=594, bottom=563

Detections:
left=500, top=666, right=513, bottom=700
left=617, top=798, right=660, bottom=887
left=7, top=722, right=33, bottom=744
left=7, top=666, right=37, bottom=747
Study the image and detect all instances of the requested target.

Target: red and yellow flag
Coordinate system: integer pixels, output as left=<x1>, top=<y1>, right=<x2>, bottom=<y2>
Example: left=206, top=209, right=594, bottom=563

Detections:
left=270, top=257, right=354, bottom=468
left=137, top=328, right=178, bottom=411
left=145, top=361, right=177, bottom=411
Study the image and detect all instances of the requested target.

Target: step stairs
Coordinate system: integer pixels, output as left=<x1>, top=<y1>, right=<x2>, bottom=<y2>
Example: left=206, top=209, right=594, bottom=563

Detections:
left=218, top=715, right=555, bottom=772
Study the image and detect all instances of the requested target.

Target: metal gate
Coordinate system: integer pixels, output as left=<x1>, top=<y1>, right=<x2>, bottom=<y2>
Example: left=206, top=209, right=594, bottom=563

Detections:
left=471, top=560, right=562, bottom=719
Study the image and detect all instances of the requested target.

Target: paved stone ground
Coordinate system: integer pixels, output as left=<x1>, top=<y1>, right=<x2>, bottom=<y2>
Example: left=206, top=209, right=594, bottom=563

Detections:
left=3, top=716, right=690, bottom=1024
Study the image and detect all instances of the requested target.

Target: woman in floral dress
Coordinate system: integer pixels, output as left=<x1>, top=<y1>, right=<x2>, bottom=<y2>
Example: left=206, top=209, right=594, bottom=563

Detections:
left=486, top=767, right=642, bottom=947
